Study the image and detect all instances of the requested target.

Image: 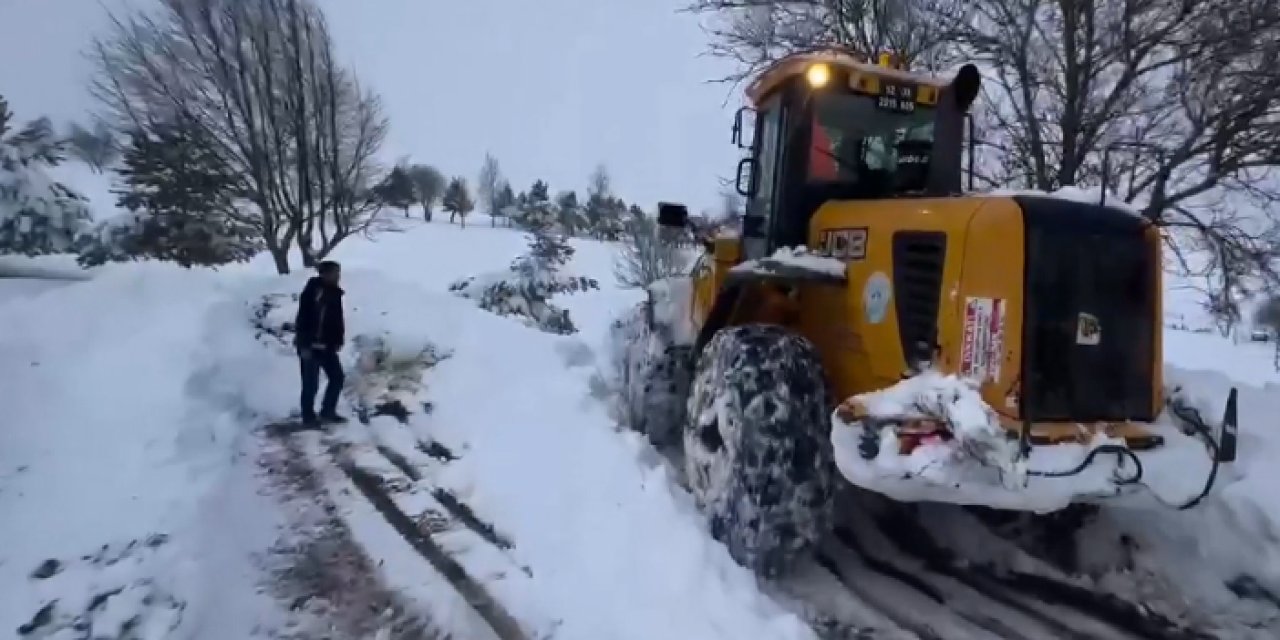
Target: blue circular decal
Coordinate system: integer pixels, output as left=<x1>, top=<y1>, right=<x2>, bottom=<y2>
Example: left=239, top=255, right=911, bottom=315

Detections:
left=863, top=272, right=892, bottom=324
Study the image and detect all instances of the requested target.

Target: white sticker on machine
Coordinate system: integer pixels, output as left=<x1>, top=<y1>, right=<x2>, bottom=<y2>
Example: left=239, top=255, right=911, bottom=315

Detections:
left=863, top=272, right=892, bottom=324
left=960, top=296, right=1006, bottom=382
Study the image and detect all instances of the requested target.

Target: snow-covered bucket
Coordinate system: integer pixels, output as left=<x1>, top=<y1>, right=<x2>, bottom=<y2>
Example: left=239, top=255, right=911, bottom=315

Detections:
left=828, top=371, right=1220, bottom=514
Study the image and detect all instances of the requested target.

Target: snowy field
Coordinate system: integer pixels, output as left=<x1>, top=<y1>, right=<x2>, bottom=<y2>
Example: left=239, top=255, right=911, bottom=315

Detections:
left=3, top=216, right=1280, bottom=639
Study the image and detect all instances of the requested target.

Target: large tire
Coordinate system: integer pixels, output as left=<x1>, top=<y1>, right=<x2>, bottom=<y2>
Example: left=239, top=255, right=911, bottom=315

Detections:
left=684, top=324, right=835, bottom=578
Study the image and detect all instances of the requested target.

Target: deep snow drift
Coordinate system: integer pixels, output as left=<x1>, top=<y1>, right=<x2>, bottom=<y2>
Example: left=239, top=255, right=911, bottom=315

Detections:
left=0, top=264, right=286, bottom=637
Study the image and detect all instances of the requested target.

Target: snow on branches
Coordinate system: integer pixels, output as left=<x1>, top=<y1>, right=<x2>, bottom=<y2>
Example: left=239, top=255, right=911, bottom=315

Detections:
left=76, top=122, right=260, bottom=269
left=0, top=98, right=92, bottom=256
left=449, top=184, right=599, bottom=334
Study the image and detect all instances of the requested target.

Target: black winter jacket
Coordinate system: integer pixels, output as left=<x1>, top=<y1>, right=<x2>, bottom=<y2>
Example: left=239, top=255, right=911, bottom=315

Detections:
left=294, top=277, right=345, bottom=349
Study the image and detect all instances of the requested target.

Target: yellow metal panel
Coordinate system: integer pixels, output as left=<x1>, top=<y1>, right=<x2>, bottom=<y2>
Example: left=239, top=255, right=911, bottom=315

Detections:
left=951, top=199, right=1026, bottom=416
left=801, top=197, right=992, bottom=402
left=690, top=235, right=746, bottom=333
left=916, top=84, right=938, bottom=106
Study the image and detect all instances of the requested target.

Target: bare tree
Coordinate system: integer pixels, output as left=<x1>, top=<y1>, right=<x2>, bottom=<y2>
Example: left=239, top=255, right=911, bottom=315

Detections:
left=614, top=215, right=692, bottom=289
left=948, top=0, right=1280, bottom=309
left=88, top=0, right=389, bottom=274
left=690, top=0, right=1280, bottom=316
left=685, top=0, right=966, bottom=85
left=476, top=152, right=502, bottom=216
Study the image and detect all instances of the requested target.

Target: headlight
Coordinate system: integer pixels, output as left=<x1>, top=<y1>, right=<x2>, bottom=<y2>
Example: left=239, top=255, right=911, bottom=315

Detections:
left=806, top=63, right=831, bottom=89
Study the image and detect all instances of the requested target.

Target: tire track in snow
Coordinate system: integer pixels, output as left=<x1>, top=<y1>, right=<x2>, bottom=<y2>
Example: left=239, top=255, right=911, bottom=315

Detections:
left=272, top=416, right=541, bottom=640
left=338, top=459, right=529, bottom=640
left=782, top=490, right=1219, bottom=640
left=859, top=498, right=1215, bottom=640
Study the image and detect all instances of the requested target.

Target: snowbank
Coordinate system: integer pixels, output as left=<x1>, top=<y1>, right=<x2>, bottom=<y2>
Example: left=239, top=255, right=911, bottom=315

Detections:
left=0, top=263, right=285, bottom=638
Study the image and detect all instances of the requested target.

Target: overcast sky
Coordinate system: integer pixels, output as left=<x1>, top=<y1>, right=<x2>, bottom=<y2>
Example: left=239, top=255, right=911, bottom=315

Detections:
left=0, top=0, right=744, bottom=212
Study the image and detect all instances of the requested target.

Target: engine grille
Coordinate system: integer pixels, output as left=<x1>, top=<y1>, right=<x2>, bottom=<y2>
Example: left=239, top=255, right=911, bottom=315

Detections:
left=892, top=231, right=947, bottom=366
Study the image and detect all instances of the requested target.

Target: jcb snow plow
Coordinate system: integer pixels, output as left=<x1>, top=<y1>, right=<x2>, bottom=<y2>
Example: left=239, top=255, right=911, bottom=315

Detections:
left=618, top=48, right=1239, bottom=579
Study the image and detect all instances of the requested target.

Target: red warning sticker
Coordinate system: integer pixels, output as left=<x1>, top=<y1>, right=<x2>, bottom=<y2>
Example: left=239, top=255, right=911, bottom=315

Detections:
left=960, top=296, right=1005, bottom=382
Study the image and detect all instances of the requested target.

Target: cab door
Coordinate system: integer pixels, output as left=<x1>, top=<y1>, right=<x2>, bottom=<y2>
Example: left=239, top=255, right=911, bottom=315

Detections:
left=741, top=96, right=787, bottom=261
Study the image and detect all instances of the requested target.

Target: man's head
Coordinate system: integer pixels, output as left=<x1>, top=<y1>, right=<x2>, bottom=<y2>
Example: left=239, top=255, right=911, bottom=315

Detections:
left=317, top=260, right=341, bottom=285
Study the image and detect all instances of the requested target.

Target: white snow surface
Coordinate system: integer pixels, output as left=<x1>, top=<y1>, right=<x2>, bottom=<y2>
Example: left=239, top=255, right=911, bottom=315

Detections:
left=5, top=215, right=1280, bottom=637
left=0, top=219, right=812, bottom=640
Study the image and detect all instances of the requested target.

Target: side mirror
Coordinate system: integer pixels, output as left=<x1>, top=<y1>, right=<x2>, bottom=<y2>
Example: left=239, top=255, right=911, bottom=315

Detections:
left=951, top=64, right=981, bottom=113
left=657, top=202, right=689, bottom=228
left=735, top=158, right=758, bottom=198
left=732, top=107, right=756, bottom=149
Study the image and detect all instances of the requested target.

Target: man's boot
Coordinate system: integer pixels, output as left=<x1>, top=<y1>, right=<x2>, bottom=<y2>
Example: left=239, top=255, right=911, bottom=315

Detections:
left=319, top=412, right=348, bottom=425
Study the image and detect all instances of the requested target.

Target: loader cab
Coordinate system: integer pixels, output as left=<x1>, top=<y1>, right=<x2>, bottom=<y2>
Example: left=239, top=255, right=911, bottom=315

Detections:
left=723, top=52, right=980, bottom=260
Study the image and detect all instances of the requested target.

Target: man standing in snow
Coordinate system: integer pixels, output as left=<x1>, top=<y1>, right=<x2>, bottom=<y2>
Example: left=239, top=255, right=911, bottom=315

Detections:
left=294, top=260, right=348, bottom=426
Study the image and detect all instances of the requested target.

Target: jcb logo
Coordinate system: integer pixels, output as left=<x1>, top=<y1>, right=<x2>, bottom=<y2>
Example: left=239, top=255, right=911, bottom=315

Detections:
left=1076, top=312, right=1101, bottom=346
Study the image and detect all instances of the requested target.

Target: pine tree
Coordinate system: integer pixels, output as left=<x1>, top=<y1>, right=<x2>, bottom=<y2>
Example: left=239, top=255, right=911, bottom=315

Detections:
left=555, top=190, right=582, bottom=235
left=450, top=177, right=598, bottom=334
left=375, top=166, right=417, bottom=217
left=528, top=179, right=550, bottom=204
left=0, top=96, right=92, bottom=256
left=583, top=164, right=623, bottom=240
left=591, top=196, right=627, bottom=241
left=491, top=180, right=516, bottom=227
left=77, top=120, right=259, bottom=268
left=513, top=179, right=556, bottom=233
left=442, top=176, right=475, bottom=227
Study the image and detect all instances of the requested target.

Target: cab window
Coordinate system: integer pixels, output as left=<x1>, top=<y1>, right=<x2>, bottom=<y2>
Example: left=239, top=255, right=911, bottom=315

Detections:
left=808, top=92, right=935, bottom=194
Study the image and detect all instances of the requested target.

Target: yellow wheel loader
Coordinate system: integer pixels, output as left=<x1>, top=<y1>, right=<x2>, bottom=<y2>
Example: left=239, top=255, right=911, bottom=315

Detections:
left=622, top=49, right=1240, bottom=579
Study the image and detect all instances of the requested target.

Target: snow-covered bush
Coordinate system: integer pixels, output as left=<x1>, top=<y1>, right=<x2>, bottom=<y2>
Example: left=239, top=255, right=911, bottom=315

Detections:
left=449, top=257, right=598, bottom=335
left=76, top=122, right=260, bottom=268
left=450, top=183, right=599, bottom=334
left=0, top=98, right=92, bottom=256
left=345, top=334, right=451, bottom=421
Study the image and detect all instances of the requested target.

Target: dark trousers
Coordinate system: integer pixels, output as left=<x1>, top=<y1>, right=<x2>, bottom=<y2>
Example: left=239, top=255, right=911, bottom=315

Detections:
left=299, top=346, right=344, bottom=419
